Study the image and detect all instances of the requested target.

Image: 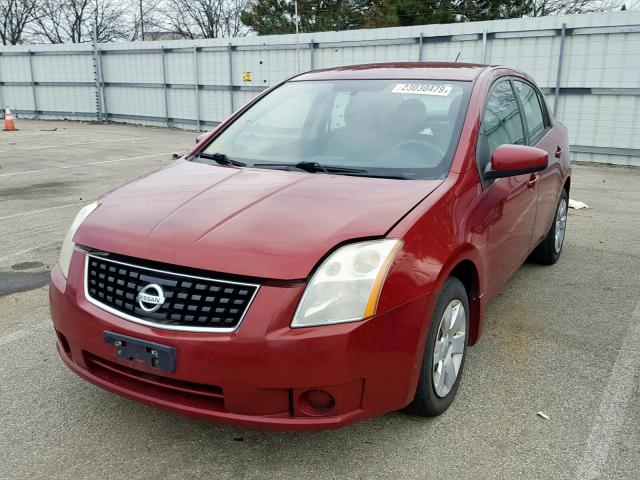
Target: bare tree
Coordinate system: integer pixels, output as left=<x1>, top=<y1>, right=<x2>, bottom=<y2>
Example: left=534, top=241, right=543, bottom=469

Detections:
left=129, top=0, right=165, bottom=40
left=93, top=0, right=129, bottom=41
left=31, top=0, right=129, bottom=43
left=30, top=0, right=65, bottom=43
left=163, top=0, right=249, bottom=39
left=530, top=0, right=624, bottom=16
left=0, top=0, right=37, bottom=45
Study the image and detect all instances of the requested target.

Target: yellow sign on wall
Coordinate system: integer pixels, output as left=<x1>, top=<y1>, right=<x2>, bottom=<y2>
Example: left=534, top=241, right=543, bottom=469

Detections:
left=242, top=72, right=252, bottom=82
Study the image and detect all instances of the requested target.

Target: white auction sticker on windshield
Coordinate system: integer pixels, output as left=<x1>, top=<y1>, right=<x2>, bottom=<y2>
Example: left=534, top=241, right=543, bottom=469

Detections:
left=392, top=84, right=453, bottom=96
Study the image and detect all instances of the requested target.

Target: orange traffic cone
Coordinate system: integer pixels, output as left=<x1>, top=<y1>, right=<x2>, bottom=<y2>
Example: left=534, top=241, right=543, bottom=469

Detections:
left=3, top=107, right=17, bottom=131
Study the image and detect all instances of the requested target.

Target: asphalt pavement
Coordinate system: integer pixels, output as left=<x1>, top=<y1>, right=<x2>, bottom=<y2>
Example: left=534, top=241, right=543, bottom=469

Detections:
left=0, top=120, right=638, bottom=480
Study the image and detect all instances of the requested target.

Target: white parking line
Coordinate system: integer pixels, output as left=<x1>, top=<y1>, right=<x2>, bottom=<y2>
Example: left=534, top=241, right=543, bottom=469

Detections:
left=575, top=302, right=640, bottom=479
left=0, top=203, right=84, bottom=222
left=0, top=319, right=51, bottom=348
left=0, top=136, right=148, bottom=153
left=0, top=241, right=60, bottom=263
left=0, top=131, right=85, bottom=137
left=0, top=152, right=174, bottom=178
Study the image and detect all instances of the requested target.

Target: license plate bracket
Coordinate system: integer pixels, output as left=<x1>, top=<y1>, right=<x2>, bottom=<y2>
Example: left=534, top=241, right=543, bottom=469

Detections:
left=104, top=331, right=176, bottom=372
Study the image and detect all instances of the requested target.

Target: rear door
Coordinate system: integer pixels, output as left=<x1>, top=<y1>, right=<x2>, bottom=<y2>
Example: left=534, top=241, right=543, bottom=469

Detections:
left=479, top=79, right=539, bottom=298
left=512, top=80, right=563, bottom=246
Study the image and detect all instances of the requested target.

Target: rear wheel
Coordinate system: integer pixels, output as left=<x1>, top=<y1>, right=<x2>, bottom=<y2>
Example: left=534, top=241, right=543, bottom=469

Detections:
left=531, top=189, right=568, bottom=265
left=407, top=277, right=469, bottom=417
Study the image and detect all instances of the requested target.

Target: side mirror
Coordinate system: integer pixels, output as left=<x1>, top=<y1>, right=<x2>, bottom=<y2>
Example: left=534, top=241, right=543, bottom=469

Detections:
left=484, top=144, right=548, bottom=180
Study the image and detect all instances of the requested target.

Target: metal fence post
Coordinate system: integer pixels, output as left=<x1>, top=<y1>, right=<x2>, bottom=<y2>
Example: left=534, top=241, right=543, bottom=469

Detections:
left=553, top=23, right=567, bottom=117
left=0, top=57, right=4, bottom=109
left=193, top=46, right=201, bottom=131
left=91, top=26, right=104, bottom=122
left=418, top=33, right=424, bottom=61
left=309, top=39, right=315, bottom=69
left=481, top=30, right=488, bottom=63
left=27, top=50, right=38, bottom=118
left=161, top=47, right=169, bottom=127
left=228, top=43, right=235, bottom=114
left=97, top=50, right=108, bottom=122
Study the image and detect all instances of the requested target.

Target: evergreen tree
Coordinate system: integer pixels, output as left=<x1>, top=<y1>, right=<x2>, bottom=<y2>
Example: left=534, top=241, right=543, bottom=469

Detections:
left=364, top=1, right=456, bottom=28
left=241, top=0, right=536, bottom=35
left=241, top=0, right=371, bottom=35
left=455, top=0, right=533, bottom=21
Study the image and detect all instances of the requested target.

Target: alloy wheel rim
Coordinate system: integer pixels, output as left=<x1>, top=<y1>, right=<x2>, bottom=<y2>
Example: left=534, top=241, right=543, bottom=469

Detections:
left=432, top=299, right=466, bottom=398
left=554, top=198, right=567, bottom=254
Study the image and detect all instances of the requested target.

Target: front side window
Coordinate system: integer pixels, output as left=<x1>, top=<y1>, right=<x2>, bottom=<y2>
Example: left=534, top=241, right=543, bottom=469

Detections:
left=514, top=80, right=546, bottom=143
left=200, top=79, right=472, bottom=180
left=482, top=80, right=525, bottom=157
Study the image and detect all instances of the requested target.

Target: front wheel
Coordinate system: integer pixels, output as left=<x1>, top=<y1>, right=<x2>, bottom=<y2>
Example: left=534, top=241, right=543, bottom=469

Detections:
left=407, top=277, right=469, bottom=417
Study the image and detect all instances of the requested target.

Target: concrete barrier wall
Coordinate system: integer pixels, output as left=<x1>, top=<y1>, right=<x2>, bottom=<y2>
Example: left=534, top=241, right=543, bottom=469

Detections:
left=1, top=11, right=639, bottom=165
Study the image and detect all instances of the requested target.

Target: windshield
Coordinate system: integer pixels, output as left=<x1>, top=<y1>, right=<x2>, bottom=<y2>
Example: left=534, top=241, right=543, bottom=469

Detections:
left=200, top=79, right=471, bottom=180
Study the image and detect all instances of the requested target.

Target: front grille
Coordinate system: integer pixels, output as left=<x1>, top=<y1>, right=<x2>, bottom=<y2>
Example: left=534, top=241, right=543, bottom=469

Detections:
left=84, top=254, right=259, bottom=332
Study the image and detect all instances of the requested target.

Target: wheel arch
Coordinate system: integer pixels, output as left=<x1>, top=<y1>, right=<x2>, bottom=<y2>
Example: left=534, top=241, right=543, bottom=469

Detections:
left=563, top=176, right=571, bottom=195
left=400, top=249, right=485, bottom=408
left=429, top=245, right=485, bottom=347
left=447, top=259, right=482, bottom=346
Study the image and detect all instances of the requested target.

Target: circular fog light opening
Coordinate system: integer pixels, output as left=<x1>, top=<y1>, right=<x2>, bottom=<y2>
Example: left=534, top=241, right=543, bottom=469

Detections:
left=298, top=389, right=336, bottom=416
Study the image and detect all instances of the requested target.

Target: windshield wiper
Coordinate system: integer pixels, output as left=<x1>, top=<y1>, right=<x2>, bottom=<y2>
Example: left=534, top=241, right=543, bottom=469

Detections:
left=253, top=161, right=367, bottom=174
left=191, top=156, right=408, bottom=179
left=190, top=152, right=246, bottom=167
left=347, top=173, right=411, bottom=180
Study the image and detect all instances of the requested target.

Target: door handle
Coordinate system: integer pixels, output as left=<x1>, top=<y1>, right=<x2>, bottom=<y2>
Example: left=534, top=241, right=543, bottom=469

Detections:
left=555, top=146, right=563, bottom=158
left=527, top=173, right=539, bottom=189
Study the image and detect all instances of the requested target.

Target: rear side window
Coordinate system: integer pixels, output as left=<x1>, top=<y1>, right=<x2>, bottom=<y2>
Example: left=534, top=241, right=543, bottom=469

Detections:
left=537, top=90, right=551, bottom=125
left=514, top=80, right=546, bottom=143
left=482, top=80, right=525, bottom=156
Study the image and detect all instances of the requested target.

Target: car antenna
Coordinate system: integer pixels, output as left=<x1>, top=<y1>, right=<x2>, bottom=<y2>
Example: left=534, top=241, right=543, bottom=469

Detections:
left=454, top=51, right=461, bottom=62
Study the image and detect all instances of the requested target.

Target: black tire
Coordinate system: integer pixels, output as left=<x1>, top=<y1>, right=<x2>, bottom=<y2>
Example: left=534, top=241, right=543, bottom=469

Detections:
left=530, top=189, right=568, bottom=265
left=407, top=277, right=469, bottom=417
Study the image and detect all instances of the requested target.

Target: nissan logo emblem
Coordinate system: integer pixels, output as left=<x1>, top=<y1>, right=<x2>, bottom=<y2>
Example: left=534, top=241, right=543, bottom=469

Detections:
left=137, top=284, right=165, bottom=312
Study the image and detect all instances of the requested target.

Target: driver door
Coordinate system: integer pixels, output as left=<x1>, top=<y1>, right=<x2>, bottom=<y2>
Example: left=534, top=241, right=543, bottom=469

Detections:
left=479, top=79, right=539, bottom=298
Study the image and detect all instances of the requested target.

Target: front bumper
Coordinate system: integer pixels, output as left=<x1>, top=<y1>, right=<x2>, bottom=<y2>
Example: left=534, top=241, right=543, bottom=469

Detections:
left=50, top=251, right=433, bottom=431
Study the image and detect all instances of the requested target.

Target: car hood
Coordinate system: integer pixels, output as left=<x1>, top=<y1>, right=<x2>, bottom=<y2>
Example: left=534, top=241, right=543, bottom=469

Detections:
left=75, top=161, right=442, bottom=280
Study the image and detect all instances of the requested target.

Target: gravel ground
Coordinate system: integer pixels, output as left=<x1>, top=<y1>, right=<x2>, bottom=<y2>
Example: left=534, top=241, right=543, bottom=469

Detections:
left=0, top=120, right=638, bottom=480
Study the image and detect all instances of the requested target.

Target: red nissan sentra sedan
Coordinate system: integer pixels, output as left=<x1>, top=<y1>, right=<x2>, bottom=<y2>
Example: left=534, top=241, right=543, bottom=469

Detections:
left=50, top=62, right=570, bottom=431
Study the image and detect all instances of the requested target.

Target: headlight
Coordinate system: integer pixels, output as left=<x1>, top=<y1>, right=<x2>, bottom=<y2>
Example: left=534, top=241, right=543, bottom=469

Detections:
left=291, top=239, right=402, bottom=328
left=58, top=202, right=99, bottom=278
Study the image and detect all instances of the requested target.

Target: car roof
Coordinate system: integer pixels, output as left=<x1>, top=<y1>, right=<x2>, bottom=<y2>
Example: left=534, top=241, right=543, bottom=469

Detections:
left=293, top=62, right=492, bottom=82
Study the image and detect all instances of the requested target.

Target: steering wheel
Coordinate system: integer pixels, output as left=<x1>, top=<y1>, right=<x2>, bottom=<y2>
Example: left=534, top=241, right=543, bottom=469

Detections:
left=387, top=139, right=446, bottom=168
